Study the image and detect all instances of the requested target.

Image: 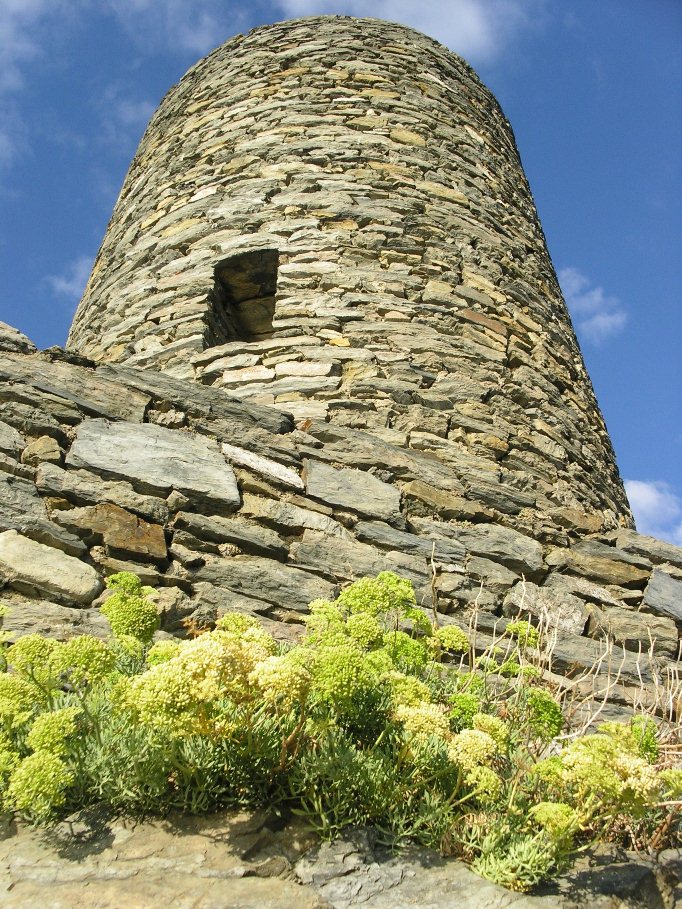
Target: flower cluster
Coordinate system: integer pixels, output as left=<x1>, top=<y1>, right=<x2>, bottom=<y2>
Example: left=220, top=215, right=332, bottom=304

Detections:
left=465, top=765, right=503, bottom=804
left=529, top=801, right=578, bottom=840
left=558, top=734, right=660, bottom=807
left=26, top=706, right=81, bottom=755
left=310, top=643, right=375, bottom=714
left=448, top=728, right=498, bottom=771
left=101, top=572, right=159, bottom=643
left=449, top=691, right=483, bottom=731
left=51, top=635, right=116, bottom=687
left=523, top=688, right=563, bottom=740
left=6, top=635, right=58, bottom=688
left=337, top=571, right=416, bottom=617
left=250, top=652, right=311, bottom=710
left=473, top=713, right=509, bottom=749
left=435, top=625, right=470, bottom=654
left=146, top=640, right=181, bottom=666
left=394, top=703, right=450, bottom=741
left=505, top=620, right=540, bottom=649
left=5, top=751, right=74, bottom=822
left=383, top=671, right=432, bottom=708
left=0, top=673, right=42, bottom=729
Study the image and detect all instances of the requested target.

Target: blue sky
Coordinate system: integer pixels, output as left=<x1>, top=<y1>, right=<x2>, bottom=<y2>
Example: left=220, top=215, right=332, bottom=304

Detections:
left=0, top=0, right=680, bottom=544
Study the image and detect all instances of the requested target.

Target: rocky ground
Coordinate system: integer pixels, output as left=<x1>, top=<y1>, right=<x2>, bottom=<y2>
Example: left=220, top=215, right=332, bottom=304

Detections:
left=1, top=807, right=679, bottom=909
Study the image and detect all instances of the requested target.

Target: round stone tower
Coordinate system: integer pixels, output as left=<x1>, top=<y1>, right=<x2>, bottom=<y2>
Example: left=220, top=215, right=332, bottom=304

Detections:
left=67, top=16, right=633, bottom=536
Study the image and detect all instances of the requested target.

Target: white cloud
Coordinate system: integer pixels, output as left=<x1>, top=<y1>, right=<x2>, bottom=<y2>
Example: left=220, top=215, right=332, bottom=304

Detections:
left=46, top=255, right=94, bottom=304
left=624, top=479, right=682, bottom=547
left=99, top=85, right=156, bottom=151
left=0, top=0, right=77, bottom=170
left=559, top=266, right=627, bottom=345
left=104, top=0, right=244, bottom=55
left=276, top=0, right=545, bottom=64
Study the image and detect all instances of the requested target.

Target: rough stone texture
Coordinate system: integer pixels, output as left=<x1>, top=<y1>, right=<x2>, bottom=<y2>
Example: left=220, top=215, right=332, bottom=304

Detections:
left=53, top=503, right=168, bottom=563
left=2, top=16, right=681, bottom=900
left=67, top=419, right=241, bottom=515
left=0, top=337, right=676, bottom=692
left=1, top=813, right=676, bottom=909
left=0, top=529, right=102, bottom=604
left=642, top=569, right=682, bottom=624
left=304, top=459, right=402, bottom=523
left=67, top=16, right=632, bottom=539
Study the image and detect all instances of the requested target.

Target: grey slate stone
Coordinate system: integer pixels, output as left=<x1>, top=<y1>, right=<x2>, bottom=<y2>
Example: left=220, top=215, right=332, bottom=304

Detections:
left=0, top=472, right=87, bottom=557
left=0, top=420, right=24, bottom=458
left=66, top=419, right=240, bottom=515
left=641, top=568, right=682, bottom=623
left=0, top=591, right=109, bottom=641
left=503, top=580, right=590, bottom=635
left=587, top=603, right=679, bottom=658
left=97, top=362, right=293, bottom=435
left=290, top=529, right=430, bottom=595
left=545, top=547, right=650, bottom=589
left=0, top=321, right=37, bottom=354
left=0, top=352, right=150, bottom=423
left=411, top=517, right=545, bottom=578
left=613, top=528, right=682, bottom=570
left=355, top=519, right=466, bottom=565
left=304, top=459, right=402, bottom=523
left=190, top=553, right=336, bottom=612
left=240, top=493, right=354, bottom=539
left=35, top=462, right=170, bottom=524
left=0, top=529, right=102, bottom=605
left=173, top=511, right=287, bottom=560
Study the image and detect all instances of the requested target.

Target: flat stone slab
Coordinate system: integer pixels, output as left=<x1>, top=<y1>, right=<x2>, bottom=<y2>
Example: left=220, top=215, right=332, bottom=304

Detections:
left=545, top=547, right=650, bottom=589
left=303, top=459, right=402, bottom=522
left=0, top=809, right=321, bottom=909
left=35, top=462, right=170, bottom=524
left=613, top=528, right=682, bottom=570
left=642, top=568, right=682, bottom=623
left=412, top=518, right=544, bottom=578
left=191, top=553, right=337, bottom=612
left=54, top=502, right=168, bottom=564
left=0, top=529, right=102, bottom=605
left=67, top=419, right=240, bottom=515
left=2, top=810, right=670, bottom=909
left=503, top=581, right=589, bottom=635
left=0, top=472, right=86, bottom=557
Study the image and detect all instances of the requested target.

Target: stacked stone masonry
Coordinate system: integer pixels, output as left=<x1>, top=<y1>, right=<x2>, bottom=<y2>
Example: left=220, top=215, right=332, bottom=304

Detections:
left=68, top=16, right=632, bottom=538
left=0, top=324, right=680, bottom=720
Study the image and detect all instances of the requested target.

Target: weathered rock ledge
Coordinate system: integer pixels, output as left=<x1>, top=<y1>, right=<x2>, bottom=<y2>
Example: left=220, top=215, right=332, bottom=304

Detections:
left=1, top=808, right=679, bottom=909
left=0, top=323, right=680, bottom=722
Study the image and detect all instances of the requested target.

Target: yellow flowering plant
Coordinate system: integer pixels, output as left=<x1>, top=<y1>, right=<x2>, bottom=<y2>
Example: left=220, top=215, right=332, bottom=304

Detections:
left=0, top=571, right=677, bottom=895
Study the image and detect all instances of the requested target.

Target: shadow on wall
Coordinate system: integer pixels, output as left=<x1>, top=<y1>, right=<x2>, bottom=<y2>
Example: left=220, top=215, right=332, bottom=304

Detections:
left=207, top=248, right=279, bottom=346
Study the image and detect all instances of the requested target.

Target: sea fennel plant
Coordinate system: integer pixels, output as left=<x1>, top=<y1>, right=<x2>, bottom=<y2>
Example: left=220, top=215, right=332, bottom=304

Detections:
left=0, top=570, right=678, bottom=892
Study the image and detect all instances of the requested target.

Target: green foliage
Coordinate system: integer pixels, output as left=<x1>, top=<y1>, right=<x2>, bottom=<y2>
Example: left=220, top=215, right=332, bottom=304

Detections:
left=0, top=570, right=677, bottom=894
left=6, top=751, right=73, bottom=823
left=101, top=572, right=159, bottom=643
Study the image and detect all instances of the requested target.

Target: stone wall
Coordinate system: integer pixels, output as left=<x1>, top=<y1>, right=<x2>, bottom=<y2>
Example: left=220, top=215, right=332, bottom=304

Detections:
left=67, top=16, right=632, bottom=537
left=0, top=324, right=679, bottom=718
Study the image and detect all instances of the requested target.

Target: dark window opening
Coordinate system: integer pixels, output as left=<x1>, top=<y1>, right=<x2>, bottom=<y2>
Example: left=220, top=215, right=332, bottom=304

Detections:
left=206, top=248, right=279, bottom=346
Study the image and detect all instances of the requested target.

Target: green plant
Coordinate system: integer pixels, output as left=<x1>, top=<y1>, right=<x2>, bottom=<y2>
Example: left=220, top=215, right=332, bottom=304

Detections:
left=0, top=571, right=677, bottom=895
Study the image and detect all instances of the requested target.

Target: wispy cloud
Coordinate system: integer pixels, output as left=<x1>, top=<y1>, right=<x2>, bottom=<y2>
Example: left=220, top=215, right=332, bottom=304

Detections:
left=104, top=0, right=244, bottom=55
left=45, top=255, right=94, bottom=305
left=276, top=0, right=545, bottom=64
left=0, top=0, right=78, bottom=172
left=559, top=266, right=627, bottom=345
left=625, top=479, right=682, bottom=547
left=99, top=84, right=156, bottom=152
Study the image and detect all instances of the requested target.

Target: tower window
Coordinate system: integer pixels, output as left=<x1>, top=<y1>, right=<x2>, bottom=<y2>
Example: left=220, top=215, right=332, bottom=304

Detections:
left=207, top=248, right=279, bottom=345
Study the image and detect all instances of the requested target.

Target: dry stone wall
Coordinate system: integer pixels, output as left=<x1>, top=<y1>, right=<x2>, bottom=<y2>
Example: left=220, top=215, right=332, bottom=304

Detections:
left=68, top=16, right=632, bottom=538
left=0, top=323, right=680, bottom=719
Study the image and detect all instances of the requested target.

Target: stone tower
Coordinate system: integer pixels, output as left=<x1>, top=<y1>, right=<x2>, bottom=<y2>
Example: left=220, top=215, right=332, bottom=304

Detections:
left=67, top=16, right=632, bottom=538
